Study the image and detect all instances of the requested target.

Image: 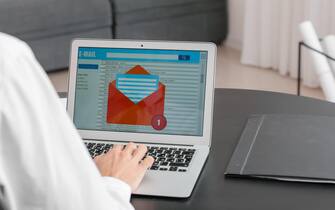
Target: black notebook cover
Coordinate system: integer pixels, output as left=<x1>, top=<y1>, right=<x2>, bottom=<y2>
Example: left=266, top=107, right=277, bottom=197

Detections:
left=225, top=114, right=335, bottom=183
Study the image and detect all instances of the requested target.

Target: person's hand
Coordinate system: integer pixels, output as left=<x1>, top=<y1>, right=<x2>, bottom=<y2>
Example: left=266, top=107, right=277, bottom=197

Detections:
left=94, top=142, right=154, bottom=191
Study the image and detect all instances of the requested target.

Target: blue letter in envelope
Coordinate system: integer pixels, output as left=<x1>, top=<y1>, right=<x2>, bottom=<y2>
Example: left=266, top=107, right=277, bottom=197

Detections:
left=116, top=73, right=159, bottom=104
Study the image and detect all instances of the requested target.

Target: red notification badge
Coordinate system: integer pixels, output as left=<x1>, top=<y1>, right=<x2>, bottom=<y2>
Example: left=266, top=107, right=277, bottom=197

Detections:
left=151, top=115, right=167, bottom=130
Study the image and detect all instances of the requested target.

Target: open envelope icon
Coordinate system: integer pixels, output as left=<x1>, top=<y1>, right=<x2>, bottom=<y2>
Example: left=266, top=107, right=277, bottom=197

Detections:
left=106, top=65, right=165, bottom=126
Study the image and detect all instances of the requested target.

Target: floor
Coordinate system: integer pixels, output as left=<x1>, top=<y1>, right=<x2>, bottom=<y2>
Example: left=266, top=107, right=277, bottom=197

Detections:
left=48, top=46, right=325, bottom=100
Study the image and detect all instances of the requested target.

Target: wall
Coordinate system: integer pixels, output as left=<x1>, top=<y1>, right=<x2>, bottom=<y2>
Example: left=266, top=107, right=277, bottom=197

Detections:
left=225, top=0, right=246, bottom=50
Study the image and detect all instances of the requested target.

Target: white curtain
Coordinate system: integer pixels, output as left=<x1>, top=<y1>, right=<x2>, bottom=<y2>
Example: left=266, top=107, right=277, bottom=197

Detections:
left=241, top=0, right=335, bottom=87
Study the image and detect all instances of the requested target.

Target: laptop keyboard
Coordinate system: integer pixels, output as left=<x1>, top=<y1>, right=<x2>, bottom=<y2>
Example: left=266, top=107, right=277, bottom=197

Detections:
left=84, top=142, right=195, bottom=172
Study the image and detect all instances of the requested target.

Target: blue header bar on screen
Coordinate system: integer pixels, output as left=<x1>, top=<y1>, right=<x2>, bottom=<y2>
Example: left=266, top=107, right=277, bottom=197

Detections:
left=78, top=47, right=200, bottom=63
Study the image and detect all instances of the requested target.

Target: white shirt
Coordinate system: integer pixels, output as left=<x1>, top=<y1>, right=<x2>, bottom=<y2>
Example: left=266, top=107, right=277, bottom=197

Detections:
left=0, top=33, right=134, bottom=210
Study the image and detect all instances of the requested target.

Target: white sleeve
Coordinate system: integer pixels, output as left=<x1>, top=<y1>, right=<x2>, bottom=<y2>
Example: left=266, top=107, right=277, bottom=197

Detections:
left=0, top=33, right=134, bottom=210
left=103, top=177, right=132, bottom=202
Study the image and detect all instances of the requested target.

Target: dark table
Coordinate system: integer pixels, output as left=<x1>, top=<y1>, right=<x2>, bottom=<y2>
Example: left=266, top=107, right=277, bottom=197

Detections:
left=59, top=89, right=335, bottom=209
left=131, top=89, right=335, bottom=210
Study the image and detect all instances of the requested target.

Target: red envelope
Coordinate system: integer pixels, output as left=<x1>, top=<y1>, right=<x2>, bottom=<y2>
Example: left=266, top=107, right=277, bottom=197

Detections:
left=106, top=65, right=165, bottom=125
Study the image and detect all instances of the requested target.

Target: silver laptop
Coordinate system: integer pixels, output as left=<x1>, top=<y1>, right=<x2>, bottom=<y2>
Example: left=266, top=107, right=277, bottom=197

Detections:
left=67, top=39, right=216, bottom=198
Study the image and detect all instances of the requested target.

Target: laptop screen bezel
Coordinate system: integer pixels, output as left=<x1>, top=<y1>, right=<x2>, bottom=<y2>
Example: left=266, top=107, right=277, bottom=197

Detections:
left=67, top=39, right=216, bottom=146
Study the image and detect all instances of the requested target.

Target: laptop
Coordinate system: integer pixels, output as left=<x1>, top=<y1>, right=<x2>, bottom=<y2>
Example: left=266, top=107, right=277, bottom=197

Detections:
left=67, top=39, right=216, bottom=197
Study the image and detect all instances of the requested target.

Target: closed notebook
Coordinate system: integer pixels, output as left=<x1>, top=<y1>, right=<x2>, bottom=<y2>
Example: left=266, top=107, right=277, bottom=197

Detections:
left=225, top=114, right=335, bottom=183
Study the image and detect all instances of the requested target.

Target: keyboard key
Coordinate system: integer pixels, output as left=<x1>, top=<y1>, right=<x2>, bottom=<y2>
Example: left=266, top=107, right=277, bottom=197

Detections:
left=161, top=162, right=169, bottom=166
left=178, top=169, right=187, bottom=172
left=175, top=155, right=184, bottom=159
left=169, top=167, right=178, bottom=171
left=158, top=157, right=166, bottom=161
left=182, top=151, right=194, bottom=155
left=159, top=167, right=168, bottom=171
left=148, top=152, right=157, bottom=157
left=165, top=150, right=173, bottom=154
left=166, top=154, right=174, bottom=158
left=176, top=158, right=184, bottom=163
left=170, top=162, right=189, bottom=167
left=150, top=166, right=159, bottom=170
left=157, top=154, right=165, bottom=158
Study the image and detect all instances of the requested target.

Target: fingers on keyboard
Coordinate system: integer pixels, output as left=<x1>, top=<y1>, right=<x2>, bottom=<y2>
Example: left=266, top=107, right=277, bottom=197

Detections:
left=85, top=142, right=195, bottom=172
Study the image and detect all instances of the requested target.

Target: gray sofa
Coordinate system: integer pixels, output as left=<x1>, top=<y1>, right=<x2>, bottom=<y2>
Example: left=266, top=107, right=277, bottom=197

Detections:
left=0, top=0, right=112, bottom=71
left=112, top=0, right=228, bottom=43
left=1, top=0, right=227, bottom=72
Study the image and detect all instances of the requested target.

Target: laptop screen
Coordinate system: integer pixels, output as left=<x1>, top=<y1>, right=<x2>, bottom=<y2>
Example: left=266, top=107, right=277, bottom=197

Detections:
left=73, top=47, right=208, bottom=136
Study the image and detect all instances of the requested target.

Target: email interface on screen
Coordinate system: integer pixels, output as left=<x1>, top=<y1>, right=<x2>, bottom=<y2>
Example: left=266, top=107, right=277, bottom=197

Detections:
left=74, top=47, right=207, bottom=136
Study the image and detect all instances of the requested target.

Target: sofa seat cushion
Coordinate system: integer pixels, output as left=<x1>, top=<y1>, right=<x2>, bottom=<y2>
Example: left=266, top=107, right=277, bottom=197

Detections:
left=111, top=0, right=226, bottom=25
left=112, top=0, right=219, bottom=13
left=0, top=0, right=111, bottom=40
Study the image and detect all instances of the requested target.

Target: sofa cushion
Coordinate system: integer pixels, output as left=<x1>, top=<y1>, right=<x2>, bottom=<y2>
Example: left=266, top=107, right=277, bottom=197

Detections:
left=112, top=0, right=219, bottom=13
left=111, top=0, right=226, bottom=25
left=31, top=27, right=111, bottom=71
left=0, top=0, right=112, bottom=40
left=115, top=10, right=227, bottom=42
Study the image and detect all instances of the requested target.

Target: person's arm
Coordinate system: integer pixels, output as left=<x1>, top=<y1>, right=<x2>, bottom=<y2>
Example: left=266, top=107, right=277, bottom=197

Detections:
left=0, top=33, right=152, bottom=210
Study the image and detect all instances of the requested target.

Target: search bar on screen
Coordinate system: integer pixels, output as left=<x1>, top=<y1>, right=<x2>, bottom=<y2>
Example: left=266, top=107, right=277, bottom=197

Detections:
left=106, top=53, right=178, bottom=60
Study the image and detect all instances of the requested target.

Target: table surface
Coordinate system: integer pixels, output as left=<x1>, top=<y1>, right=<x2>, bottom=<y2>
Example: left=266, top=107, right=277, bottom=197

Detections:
left=60, top=89, right=335, bottom=209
